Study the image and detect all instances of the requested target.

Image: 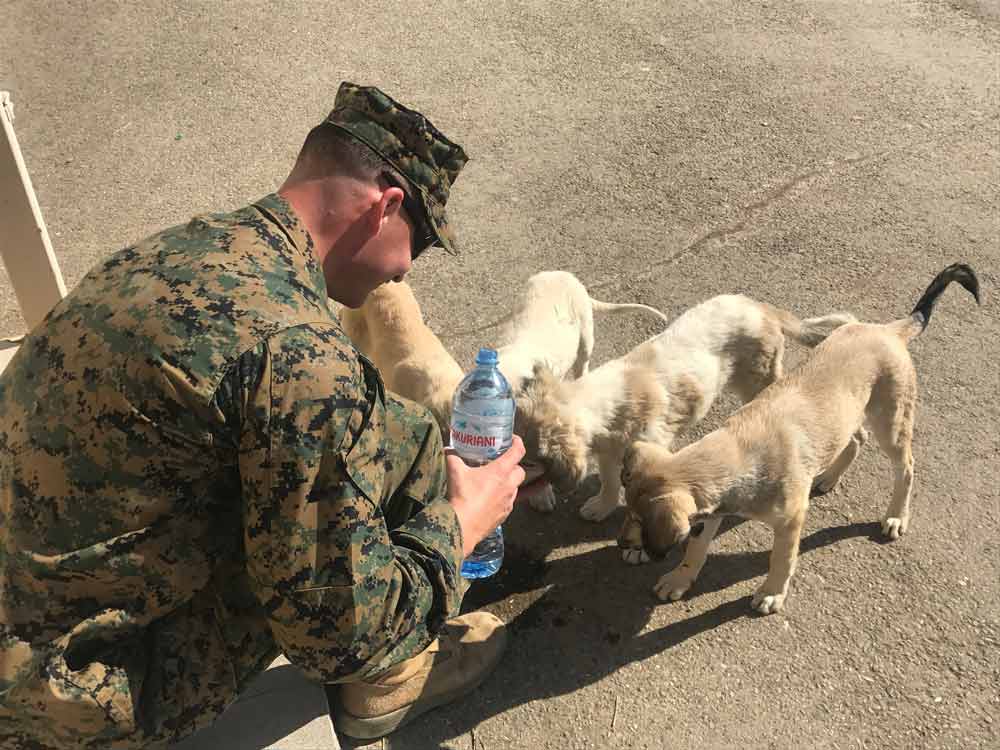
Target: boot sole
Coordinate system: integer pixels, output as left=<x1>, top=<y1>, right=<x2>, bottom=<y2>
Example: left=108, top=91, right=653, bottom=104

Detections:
left=332, top=637, right=506, bottom=741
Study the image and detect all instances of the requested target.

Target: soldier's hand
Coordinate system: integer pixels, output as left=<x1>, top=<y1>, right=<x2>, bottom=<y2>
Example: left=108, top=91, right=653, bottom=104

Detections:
left=446, top=435, right=527, bottom=557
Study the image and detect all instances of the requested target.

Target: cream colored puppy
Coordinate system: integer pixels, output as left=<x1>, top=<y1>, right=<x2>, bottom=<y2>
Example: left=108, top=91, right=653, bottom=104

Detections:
left=619, top=264, right=980, bottom=615
left=493, top=271, right=669, bottom=512
left=494, top=271, right=669, bottom=393
left=515, top=294, right=855, bottom=523
left=339, top=281, right=462, bottom=438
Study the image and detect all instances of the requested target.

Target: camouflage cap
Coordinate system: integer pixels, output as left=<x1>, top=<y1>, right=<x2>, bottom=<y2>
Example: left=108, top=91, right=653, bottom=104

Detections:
left=323, top=82, right=469, bottom=254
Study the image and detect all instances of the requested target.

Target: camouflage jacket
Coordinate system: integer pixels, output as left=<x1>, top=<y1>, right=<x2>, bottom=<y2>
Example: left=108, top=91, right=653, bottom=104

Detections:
left=0, top=194, right=463, bottom=745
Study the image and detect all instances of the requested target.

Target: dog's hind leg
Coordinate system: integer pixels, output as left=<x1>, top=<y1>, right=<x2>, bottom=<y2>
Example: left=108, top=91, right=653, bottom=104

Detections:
left=881, top=444, right=914, bottom=540
left=811, top=428, right=868, bottom=496
left=868, top=378, right=917, bottom=540
left=580, top=441, right=626, bottom=522
left=652, top=516, right=723, bottom=601
left=751, top=488, right=809, bottom=614
left=571, top=329, right=593, bottom=379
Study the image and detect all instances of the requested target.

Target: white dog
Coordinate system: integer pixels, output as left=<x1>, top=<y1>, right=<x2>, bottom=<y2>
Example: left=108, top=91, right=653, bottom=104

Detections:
left=339, top=281, right=463, bottom=439
left=493, top=271, right=668, bottom=393
left=515, top=294, right=856, bottom=525
left=489, top=271, right=669, bottom=511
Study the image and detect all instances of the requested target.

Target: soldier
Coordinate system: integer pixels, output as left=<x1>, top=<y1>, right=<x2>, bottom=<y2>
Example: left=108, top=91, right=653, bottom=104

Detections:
left=0, top=82, right=524, bottom=748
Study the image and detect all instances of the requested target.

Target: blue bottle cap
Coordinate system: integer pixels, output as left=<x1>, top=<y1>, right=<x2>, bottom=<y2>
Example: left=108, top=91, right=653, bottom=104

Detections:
left=475, top=347, right=499, bottom=366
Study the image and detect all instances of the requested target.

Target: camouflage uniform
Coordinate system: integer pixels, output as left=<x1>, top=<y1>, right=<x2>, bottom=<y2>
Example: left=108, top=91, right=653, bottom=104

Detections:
left=0, top=84, right=469, bottom=749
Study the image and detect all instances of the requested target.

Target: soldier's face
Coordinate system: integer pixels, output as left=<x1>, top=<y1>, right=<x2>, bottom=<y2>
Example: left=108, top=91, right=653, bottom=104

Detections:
left=325, top=190, right=413, bottom=308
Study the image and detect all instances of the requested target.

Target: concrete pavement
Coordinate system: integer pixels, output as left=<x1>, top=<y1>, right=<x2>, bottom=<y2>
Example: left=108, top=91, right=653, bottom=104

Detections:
left=2, top=1, right=997, bottom=748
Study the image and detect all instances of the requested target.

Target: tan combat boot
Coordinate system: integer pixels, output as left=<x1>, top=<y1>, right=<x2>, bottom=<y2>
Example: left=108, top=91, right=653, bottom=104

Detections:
left=330, top=611, right=506, bottom=741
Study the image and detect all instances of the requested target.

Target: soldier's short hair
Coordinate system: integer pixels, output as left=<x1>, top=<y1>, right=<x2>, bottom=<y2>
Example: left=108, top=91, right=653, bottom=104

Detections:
left=295, top=123, right=391, bottom=182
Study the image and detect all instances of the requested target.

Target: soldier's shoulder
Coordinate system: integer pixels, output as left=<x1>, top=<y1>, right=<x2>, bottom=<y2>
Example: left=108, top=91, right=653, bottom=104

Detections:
left=263, top=322, right=365, bottom=392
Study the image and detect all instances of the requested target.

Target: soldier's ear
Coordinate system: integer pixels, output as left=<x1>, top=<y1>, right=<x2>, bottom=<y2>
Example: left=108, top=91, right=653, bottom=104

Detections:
left=361, top=184, right=400, bottom=243
left=376, top=184, right=405, bottom=229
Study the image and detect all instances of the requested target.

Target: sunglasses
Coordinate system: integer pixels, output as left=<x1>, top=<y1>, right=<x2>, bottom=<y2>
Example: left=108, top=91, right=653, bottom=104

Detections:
left=382, top=172, right=437, bottom=259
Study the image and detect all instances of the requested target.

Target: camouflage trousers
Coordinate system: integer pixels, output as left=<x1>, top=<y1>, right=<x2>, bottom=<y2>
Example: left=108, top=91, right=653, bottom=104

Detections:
left=0, top=395, right=447, bottom=750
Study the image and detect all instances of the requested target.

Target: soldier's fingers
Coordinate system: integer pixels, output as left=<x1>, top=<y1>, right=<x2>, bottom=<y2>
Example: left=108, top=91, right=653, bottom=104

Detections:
left=496, top=435, right=526, bottom=467
left=444, top=451, right=471, bottom=476
left=503, top=486, right=519, bottom=512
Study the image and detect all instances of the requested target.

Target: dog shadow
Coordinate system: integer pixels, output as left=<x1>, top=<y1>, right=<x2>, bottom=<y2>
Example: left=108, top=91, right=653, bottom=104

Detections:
left=339, top=505, right=882, bottom=748
left=683, top=518, right=885, bottom=601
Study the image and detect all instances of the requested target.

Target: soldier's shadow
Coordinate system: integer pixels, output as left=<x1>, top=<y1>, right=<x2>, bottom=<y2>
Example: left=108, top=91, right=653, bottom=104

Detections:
left=341, top=487, right=881, bottom=749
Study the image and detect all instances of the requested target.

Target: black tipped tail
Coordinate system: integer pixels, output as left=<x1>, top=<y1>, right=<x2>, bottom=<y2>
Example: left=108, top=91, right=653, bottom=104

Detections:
left=910, top=263, right=981, bottom=332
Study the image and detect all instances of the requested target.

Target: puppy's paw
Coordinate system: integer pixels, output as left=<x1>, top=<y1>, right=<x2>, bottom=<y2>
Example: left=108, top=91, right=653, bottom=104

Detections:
left=527, top=484, right=557, bottom=513
left=653, top=569, right=694, bottom=602
left=621, top=548, right=650, bottom=565
left=579, top=494, right=620, bottom=522
left=750, top=588, right=786, bottom=615
left=881, top=516, right=908, bottom=540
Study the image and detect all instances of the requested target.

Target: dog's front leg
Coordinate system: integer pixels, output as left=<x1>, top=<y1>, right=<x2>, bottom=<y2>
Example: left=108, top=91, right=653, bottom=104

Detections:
left=619, top=511, right=649, bottom=564
left=580, top=442, right=626, bottom=521
left=653, top=516, right=723, bottom=601
left=527, top=483, right=557, bottom=513
left=751, top=507, right=806, bottom=615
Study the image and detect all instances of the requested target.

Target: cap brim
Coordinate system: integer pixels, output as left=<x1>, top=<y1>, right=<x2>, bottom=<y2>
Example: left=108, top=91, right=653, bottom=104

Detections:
left=417, top=188, right=458, bottom=255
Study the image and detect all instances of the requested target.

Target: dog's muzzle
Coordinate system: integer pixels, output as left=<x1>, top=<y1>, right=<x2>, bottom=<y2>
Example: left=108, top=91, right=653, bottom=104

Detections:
left=640, top=531, right=671, bottom=561
left=641, top=523, right=693, bottom=562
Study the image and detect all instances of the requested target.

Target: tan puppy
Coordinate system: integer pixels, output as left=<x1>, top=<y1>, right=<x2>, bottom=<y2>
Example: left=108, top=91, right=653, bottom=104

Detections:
left=495, top=271, right=669, bottom=393
left=619, top=264, right=981, bottom=614
left=515, top=294, right=856, bottom=524
left=339, top=281, right=462, bottom=438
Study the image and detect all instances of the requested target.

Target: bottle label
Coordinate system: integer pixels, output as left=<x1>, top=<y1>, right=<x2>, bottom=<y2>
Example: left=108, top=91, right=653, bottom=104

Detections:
left=450, top=410, right=513, bottom=464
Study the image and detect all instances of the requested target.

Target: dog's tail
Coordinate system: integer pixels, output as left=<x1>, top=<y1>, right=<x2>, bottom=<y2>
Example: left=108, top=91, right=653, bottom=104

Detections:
left=768, top=305, right=858, bottom=347
left=589, top=298, right=670, bottom=325
left=898, top=263, right=981, bottom=340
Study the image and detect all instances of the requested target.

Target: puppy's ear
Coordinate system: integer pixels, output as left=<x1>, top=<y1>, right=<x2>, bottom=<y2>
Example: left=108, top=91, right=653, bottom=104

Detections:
left=642, top=491, right=697, bottom=558
left=542, top=413, right=588, bottom=493
left=519, top=364, right=554, bottom=399
left=518, top=374, right=536, bottom=396
left=513, top=398, right=541, bottom=459
left=562, top=422, right=589, bottom=486
left=622, top=440, right=662, bottom=489
left=531, top=362, right=561, bottom=389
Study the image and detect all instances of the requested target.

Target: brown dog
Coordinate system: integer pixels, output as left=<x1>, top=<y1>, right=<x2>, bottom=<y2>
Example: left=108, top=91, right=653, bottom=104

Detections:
left=339, top=280, right=463, bottom=438
left=619, top=264, right=981, bottom=614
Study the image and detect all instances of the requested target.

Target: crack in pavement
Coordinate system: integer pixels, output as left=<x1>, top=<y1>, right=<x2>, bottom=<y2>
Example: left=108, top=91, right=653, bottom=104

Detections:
left=585, top=150, right=877, bottom=296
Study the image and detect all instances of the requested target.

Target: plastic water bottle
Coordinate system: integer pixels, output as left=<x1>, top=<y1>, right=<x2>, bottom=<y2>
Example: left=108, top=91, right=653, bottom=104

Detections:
left=450, top=348, right=515, bottom=579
